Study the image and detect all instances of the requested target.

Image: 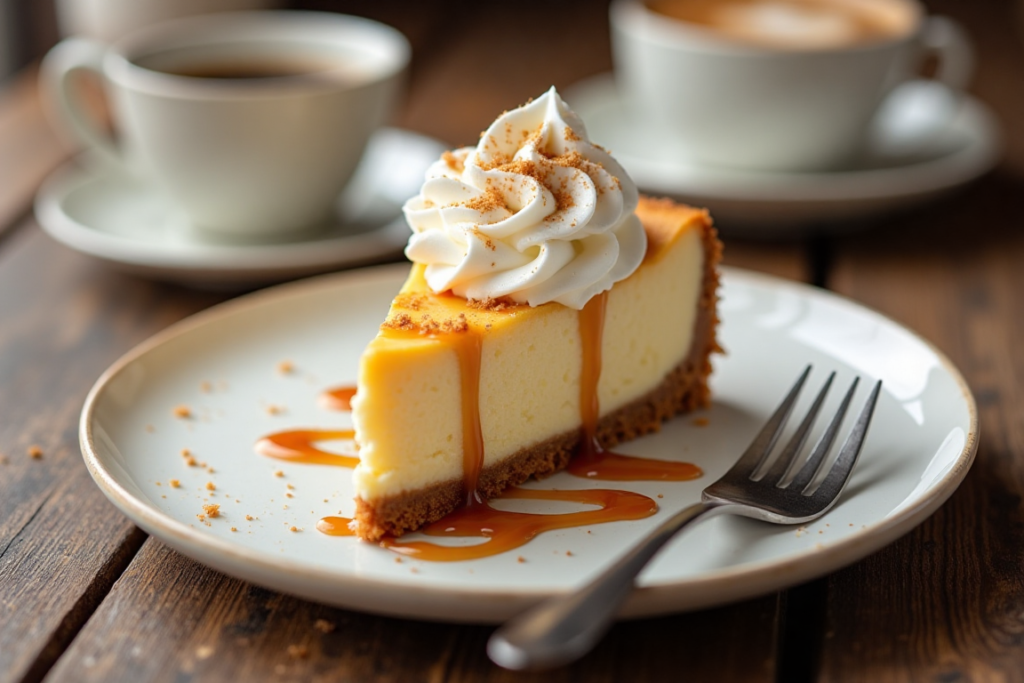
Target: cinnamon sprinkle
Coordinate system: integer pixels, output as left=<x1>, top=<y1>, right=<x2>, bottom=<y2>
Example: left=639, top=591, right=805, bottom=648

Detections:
left=393, top=293, right=426, bottom=311
left=441, top=150, right=464, bottom=173
left=470, top=227, right=497, bottom=252
left=462, top=187, right=507, bottom=215
left=467, top=296, right=517, bottom=311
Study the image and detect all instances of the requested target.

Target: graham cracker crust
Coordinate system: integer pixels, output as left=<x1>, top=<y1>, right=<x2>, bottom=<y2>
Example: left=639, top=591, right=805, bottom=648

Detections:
left=355, top=212, right=722, bottom=542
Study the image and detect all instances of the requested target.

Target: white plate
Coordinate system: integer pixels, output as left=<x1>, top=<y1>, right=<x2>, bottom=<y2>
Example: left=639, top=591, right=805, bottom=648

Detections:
left=565, top=74, right=1001, bottom=235
left=35, top=128, right=446, bottom=288
left=80, top=265, right=977, bottom=623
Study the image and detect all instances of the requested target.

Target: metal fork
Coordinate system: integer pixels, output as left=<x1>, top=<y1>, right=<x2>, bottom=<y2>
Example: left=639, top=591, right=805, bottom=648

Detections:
left=488, top=366, right=882, bottom=671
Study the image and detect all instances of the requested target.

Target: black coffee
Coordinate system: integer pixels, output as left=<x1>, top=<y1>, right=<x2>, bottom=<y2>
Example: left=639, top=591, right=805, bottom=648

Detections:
left=159, top=61, right=335, bottom=80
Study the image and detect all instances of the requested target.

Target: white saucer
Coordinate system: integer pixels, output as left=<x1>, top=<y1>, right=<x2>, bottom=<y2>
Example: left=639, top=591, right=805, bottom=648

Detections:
left=565, top=74, right=1002, bottom=235
left=80, top=265, right=976, bottom=623
left=35, top=128, right=446, bottom=288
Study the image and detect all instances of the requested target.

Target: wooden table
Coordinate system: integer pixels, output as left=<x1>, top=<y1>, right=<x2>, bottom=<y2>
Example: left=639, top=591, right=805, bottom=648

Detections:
left=2, top=1, right=1022, bottom=680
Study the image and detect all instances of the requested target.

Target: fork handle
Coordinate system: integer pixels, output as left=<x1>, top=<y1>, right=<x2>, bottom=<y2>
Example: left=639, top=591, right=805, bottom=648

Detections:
left=488, top=500, right=726, bottom=671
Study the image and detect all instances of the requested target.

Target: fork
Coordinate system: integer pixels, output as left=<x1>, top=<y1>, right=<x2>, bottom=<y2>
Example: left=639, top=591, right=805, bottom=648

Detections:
left=488, top=365, right=882, bottom=671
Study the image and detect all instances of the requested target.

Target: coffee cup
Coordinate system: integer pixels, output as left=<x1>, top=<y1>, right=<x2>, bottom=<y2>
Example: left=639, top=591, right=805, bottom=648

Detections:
left=42, top=11, right=410, bottom=239
left=610, top=0, right=973, bottom=172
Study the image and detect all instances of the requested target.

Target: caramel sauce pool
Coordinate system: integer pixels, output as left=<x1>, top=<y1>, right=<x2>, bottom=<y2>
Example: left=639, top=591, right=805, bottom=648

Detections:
left=255, top=429, right=358, bottom=468
left=316, top=516, right=357, bottom=536
left=382, top=488, right=656, bottom=561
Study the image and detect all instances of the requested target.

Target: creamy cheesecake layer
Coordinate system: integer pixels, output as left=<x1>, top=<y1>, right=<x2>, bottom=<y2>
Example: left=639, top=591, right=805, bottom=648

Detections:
left=351, top=200, right=711, bottom=503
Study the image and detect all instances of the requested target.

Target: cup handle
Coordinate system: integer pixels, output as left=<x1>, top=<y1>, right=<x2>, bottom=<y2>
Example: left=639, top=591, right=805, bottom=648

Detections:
left=919, top=15, right=974, bottom=91
left=864, top=16, right=974, bottom=163
left=40, top=37, right=123, bottom=169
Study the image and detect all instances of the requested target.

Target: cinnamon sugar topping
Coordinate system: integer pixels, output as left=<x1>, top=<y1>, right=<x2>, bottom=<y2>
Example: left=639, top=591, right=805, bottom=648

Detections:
left=441, top=150, right=464, bottom=173
left=383, top=311, right=470, bottom=336
left=467, top=296, right=517, bottom=311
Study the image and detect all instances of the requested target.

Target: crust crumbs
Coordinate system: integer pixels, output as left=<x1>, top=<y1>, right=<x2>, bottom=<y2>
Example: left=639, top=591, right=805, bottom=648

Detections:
left=314, top=619, right=336, bottom=634
left=393, top=293, right=426, bottom=311
left=381, top=312, right=415, bottom=332
left=467, top=296, right=518, bottom=311
left=287, top=644, right=309, bottom=659
left=382, top=312, right=470, bottom=336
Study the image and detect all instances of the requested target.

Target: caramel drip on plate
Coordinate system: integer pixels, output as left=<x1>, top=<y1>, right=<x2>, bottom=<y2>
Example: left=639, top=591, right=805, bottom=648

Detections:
left=568, top=451, right=702, bottom=481
left=316, top=516, right=357, bottom=536
left=255, top=429, right=358, bottom=468
left=380, top=487, right=656, bottom=561
left=567, top=291, right=703, bottom=482
left=319, top=385, right=357, bottom=411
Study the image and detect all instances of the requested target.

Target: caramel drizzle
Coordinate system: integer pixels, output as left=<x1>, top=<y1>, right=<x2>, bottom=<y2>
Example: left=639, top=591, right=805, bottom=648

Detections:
left=319, top=386, right=357, bottom=411
left=567, top=291, right=703, bottom=482
left=381, top=488, right=656, bottom=562
left=255, top=429, right=358, bottom=468
left=455, top=332, right=486, bottom=507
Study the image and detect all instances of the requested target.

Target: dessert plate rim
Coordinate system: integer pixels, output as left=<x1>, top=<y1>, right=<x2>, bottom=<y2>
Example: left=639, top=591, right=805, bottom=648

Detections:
left=79, top=264, right=977, bottom=623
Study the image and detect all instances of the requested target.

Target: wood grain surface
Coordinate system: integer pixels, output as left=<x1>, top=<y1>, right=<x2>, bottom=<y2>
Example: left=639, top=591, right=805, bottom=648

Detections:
left=46, top=540, right=780, bottom=683
left=0, top=226, right=229, bottom=683
left=1, top=0, right=1019, bottom=680
left=816, top=1, right=1024, bottom=679
left=0, top=69, right=67, bottom=236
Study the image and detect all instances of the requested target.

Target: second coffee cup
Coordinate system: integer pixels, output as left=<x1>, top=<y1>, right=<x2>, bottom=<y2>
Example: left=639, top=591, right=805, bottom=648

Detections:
left=43, top=11, right=410, bottom=239
left=611, top=0, right=973, bottom=172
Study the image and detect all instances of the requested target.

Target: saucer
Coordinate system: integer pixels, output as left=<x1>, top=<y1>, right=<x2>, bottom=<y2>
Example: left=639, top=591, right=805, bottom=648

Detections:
left=35, top=128, right=447, bottom=288
left=565, top=74, right=1002, bottom=236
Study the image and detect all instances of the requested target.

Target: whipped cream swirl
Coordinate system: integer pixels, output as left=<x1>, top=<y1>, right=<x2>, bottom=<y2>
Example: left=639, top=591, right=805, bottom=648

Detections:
left=403, top=87, right=646, bottom=309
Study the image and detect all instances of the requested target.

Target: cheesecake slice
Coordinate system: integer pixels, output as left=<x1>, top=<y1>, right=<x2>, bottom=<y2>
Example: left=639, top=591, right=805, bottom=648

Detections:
left=351, top=196, right=720, bottom=541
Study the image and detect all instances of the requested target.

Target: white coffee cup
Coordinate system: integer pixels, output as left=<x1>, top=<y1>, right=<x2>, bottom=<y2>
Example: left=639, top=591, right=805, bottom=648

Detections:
left=610, top=0, right=973, bottom=172
left=42, top=11, right=409, bottom=239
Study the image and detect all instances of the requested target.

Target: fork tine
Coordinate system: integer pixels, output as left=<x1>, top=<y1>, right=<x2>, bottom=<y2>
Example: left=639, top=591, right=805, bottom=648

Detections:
left=726, top=365, right=812, bottom=480
left=759, top=372, right=835, bottom=485
left=789, top=377, right=859, bottom=492
left=807, top=379, right=882, bottom=503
